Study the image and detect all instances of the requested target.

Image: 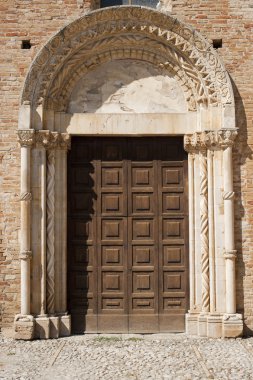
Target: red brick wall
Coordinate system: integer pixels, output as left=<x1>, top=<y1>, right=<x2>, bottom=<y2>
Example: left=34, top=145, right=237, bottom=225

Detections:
left=1, top=0, right=253, bottom=333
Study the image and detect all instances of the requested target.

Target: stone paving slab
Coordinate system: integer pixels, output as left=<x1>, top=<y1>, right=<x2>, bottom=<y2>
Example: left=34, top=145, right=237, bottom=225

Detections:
left=1, top=333, right=253, bottom=380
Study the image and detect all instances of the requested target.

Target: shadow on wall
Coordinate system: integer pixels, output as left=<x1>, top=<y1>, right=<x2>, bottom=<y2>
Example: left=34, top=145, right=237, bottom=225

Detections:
left=230, top=76, right=253, bottom=336
left=67, top=60, right=188, bottom=114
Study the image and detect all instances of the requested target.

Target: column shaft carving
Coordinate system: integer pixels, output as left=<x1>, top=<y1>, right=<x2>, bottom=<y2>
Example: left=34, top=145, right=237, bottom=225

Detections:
left=185, top=129, right=238, bottom=317
left=199, top=147, right=210, bottom=312
left=46, top=149, right=55, bottom=314
left=185, top=133, right=210, bottom=312
left=34, top=131, right=71, bottom=315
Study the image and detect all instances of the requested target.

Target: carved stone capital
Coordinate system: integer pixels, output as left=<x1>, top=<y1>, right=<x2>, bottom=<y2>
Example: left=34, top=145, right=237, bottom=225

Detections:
left=184, top=130, right=238, bottom=152
left=223, top=250, right=237, bottom=260
left=217, top=129, right=238, bottom=149
left=47, top=132, right=60, bottom=150
left=59, top=133, right=71, bottom=150
left=17, top=130, right=35, bottom=147
left=204, top=131, right=218, bottom=148
left=19, top=250, right=32, bottom=260
left=184, top=132, right=207, bottom=153
left=20, top=192, right=32, bottom=201
left=35, top=131, right=71, bottom=150
left=35, top=130, right=51, bottom=148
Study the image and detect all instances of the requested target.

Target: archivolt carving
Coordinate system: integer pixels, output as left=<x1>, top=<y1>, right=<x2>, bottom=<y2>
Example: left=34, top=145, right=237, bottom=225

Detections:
left=47, top=33, right=206, bottom=111
left=21, top=7, right=233, bottom=111
left=48, top=41, right=201, bottom=111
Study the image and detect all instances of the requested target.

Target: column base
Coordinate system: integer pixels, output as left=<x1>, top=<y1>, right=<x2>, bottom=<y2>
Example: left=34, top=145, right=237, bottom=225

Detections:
left=198, top=313, right=208, bottom=336
left=207, top=314, right=223, bottom=338
left=35, top=314, right=71, bottom=339
left=14, top=315, right=35, bottom=340
left=15, top=314, right=71, bottom=340
left=222, top=314, right=243, bottom=338
left=185, top=312, right=199, bottom=335
left=186, top=312, right=243, bottom=338
left=35, top=316, right=50, bottom=339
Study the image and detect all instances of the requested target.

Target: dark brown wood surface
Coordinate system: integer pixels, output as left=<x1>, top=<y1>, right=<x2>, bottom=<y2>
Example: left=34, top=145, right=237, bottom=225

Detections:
left=68, top=137, right=188, bottom=333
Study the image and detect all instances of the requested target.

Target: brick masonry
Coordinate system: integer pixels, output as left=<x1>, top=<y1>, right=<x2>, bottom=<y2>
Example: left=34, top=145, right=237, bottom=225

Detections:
left=0, top=0, right=253, bottom=334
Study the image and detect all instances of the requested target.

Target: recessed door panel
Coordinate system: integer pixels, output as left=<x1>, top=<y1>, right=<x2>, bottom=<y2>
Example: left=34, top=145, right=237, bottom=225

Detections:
left=68, top=137, right=188, bottom=333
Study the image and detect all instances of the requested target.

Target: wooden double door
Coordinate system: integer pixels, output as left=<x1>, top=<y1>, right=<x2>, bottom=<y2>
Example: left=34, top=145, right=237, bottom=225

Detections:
left=68, top=137, right=188, bottom=333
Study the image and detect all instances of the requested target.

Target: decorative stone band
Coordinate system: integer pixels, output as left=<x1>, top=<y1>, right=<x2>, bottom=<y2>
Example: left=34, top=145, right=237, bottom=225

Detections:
left=19, top=250, right=32, bottom=260
left=17, top=130, right=71, bottom=150
left=184, top=129, right=238, bottom=152
left=224, top=250, right=237, bottom=260
left=223, top=191, right=235, bottom=200
left=20, top=192, right=32, bottom=201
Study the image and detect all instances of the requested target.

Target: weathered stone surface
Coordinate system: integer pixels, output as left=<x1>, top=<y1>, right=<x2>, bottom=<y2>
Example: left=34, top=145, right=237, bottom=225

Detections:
left=68, top=60, right=187, bottom=114
left=14, top=316, right=35, bottom=340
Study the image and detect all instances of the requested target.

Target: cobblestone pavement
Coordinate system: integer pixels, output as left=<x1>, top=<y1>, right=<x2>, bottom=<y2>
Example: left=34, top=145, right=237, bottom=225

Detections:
left=1, top=333, right=253, bottom=380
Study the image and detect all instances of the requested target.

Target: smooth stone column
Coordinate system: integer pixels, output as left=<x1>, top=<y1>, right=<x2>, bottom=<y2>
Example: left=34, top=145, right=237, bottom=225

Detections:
left=207, top=149, right=216, bottom=313
left=15, top=130, right=35, bottom=340
left=223, top=144, right=236, bottom=314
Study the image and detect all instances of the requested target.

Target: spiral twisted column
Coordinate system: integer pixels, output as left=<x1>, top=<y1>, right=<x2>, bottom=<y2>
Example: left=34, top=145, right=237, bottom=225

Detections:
left=199, top=146, right=210, bottom=312
left=44, top=132, right=59, bottom=315
left=46, top=148, right=55, bottom=314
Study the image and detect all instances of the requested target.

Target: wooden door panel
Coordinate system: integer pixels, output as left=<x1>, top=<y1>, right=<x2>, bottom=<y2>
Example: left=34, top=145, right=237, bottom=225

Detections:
left=102, top=246, right=123, bottom=266
left=163, top=246, right=185, bottom=266
left=101, top=167, right=123, bottom=187
left=132, top=246, right=154, bottom=266
left=96, top=139, right=128, bottom=332
left=162, top=193, right=184, bottom=214
left=68, top=137, right=188, bottom=333
left=132, top=219, right=155, bottom=241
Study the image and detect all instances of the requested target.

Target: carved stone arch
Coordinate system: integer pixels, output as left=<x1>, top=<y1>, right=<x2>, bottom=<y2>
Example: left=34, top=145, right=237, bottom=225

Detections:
left=16, top=6, right=243, bottom=341
left=20, top=6, right=235, bottom=126
left=48, top=46, right=199, bottom=112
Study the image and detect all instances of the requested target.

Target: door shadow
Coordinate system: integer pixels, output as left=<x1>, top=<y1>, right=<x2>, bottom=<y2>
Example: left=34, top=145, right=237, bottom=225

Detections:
left=67, top=138, right=97, bottom=334
left=230, top=77, right=253, bottom=336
